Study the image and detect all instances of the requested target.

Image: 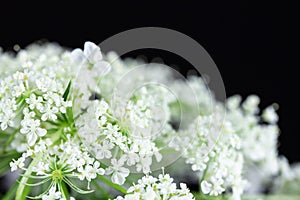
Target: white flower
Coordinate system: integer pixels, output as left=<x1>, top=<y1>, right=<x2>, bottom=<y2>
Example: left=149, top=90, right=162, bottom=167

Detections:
left=209, top=178, right=225, bottom=196
left=20, top=119, right=47, bottom=146
left=136, top=156, right=152, bottom=174
left=226, top=95, right=241, bottom=110
left=157, top=174, right=176, bottom=197
left=96, top=100, right=109, bottom=116
left=76, top=98, right=165, bottom=176
left=36, top=78, right=51, bottom=93
left=59, top=100, right=72, bottom=113
left=2, top=41, right=286, bottom=200
left=12, top=83, right=26, bottom=97
left=0, top=109, right=15, bottom=130
left=10, top=156, right=26, bottom=172
left=201, top=180, right=212, bottom=194
left=32, top=161, right=50, bottom=175
left=71, top=41, right=111, bottom=76
left=105, top=158, right=130, bottom=185
left=78, top=161, right=105, bottom=182
left=23, top=107, right=36, bottom=119
left=226, top=95, right=280, bottom=188
left=41, top=103, right=59, bottom=121
left=115, top=173, right=195, bottom=200
left=262, top=105, right=278, bottom=124
left=42, top=186, right=62, bottom=200
left=25, top=93, right=43, bottom=110
left=123, top=151, right=139, bottom=166
left=95, top=139, right=114, bottom=159
left=170, top=112, right=245, bottom=199
left=242, top=95, right=260, bottom=114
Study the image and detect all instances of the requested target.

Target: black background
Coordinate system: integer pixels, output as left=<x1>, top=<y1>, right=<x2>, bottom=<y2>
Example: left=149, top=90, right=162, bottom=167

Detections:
left=1, top=1, right=299, bottom=163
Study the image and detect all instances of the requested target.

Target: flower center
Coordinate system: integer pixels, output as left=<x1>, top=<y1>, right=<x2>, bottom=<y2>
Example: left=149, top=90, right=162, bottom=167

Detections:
left=52, top=169, right=63, bottom=181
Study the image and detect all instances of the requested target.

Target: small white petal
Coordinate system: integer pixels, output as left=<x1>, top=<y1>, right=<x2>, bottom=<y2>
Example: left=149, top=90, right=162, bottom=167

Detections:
left=20, top=127, right=28, bottom=134
left=71, top=49, right=86, bottom=64
left=201, top=180, right=212, bottom=194
left=84, top=41, right=101, bottom=61
left=41, top=114, right=48, bottom=121
left=91, top=51, right=103, bottom=63
left=37, top=128, right=47, bottom=137
left=27, top=132, right=37, bottom=146
left=111, top=172, right=126, bottom=185
left=93, top=61, right=111, bottom=76
left=1, top=123, right=8, bottom=130
left=97, top=168, right=105, bottom=175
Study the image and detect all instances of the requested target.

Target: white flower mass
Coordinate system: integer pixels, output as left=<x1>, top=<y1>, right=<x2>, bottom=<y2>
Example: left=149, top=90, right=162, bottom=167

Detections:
left=0, top=41, right=297, bottom=200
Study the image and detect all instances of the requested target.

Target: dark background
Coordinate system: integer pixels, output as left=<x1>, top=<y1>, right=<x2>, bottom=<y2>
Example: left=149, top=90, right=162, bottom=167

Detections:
left=1, top=1, right=299, bottom=163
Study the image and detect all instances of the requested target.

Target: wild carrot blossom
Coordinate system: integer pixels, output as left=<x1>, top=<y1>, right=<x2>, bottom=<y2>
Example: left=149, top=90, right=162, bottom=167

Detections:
left=0, top=41, right=289, bottom=200
left=115, top=173, right=195, bottom=200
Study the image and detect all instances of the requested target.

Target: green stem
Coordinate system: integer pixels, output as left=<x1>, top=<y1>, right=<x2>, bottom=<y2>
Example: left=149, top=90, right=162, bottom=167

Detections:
left=16, top=156, right=40, bottom=200
left=91, top=179, right=110, bottom=199
left=59, top=181, right=70, bottom=200
left=97, top=175, right=127, bottom=194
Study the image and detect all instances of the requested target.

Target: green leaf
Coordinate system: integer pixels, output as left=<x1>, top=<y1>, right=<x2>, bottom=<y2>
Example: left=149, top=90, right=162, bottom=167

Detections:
left=0, top=158, right=11, bottom=176
left=66, top=106, right=74, bottom=123
left=63, top=80, right=72, bottom=101
left=0, top=150, right=19, bottom=158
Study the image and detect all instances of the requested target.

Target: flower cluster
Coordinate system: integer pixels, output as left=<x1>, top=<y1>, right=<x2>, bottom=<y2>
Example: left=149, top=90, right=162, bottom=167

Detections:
left=10, top=135, right=105, bottom=197
left=170, top=111, right=245, bottom=200
left=0, top=41, right=294, bottom=200
left=75, top=95, right=169, bottom=184
left=168, top=75, right=284, bottom=198
left=115, top=173, right=195, bottom=200
left=0, top=42, right=110, bottom=198
left=273, top=157, right=300, bottom=195
left=0, top=44, right=73, bottom=148
left=71, top=42, right=111, bottom=112
left=41, top=185, right=75, bottom=200
left=226, top=95, right=280, bottom=190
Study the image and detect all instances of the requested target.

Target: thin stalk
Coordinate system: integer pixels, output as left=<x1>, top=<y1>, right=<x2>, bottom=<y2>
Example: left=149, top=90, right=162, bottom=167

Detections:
left=16, top=156, right=40, bottom=200
left=97, top=175, right=127, bottom=194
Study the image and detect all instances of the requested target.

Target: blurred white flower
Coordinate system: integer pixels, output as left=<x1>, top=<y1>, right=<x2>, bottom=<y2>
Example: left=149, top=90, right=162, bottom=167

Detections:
left=105, top=158, right=130, bottom=185
left=0, top=41, right=286, bottom=200
left=71, top=41, right=111, bottom=76
left=10, top=156, right=26, bottom=172
left=262, top=105, right=279, bottom=124
left=201, top=180, right=212, bottom=194
left=42, top=186, right=62, bottom=200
